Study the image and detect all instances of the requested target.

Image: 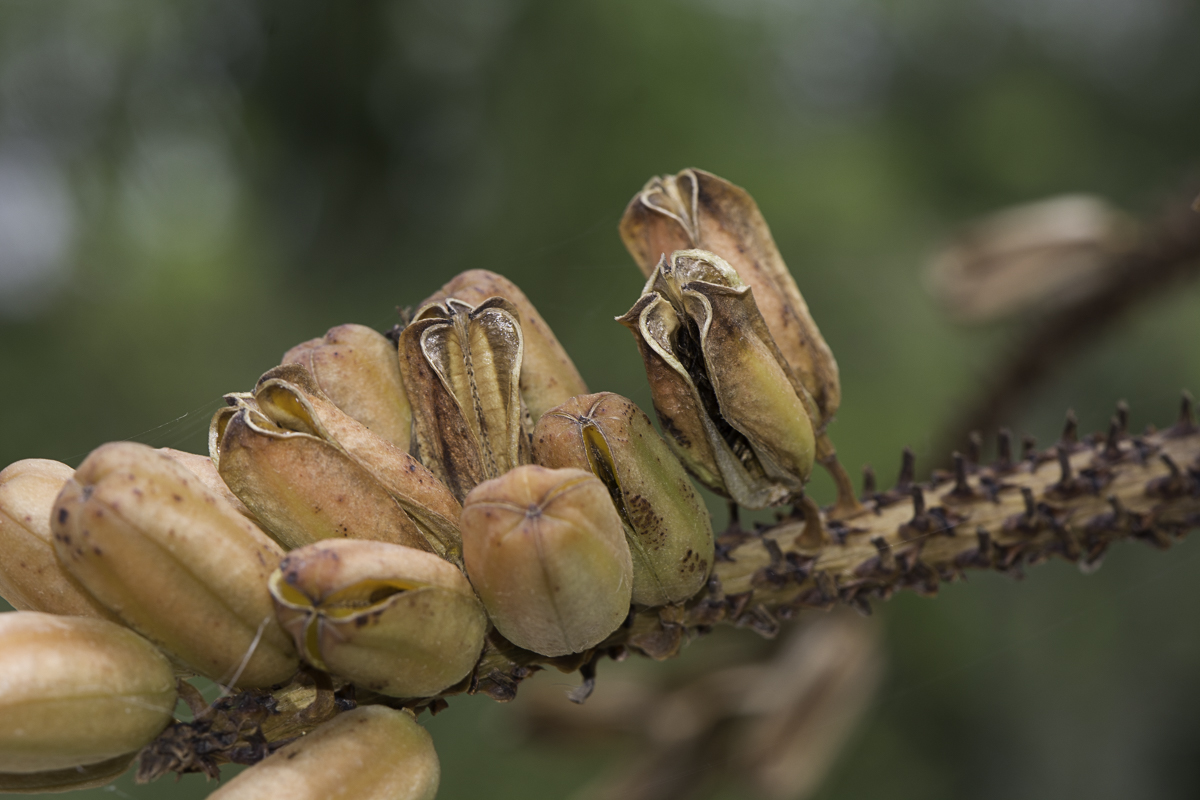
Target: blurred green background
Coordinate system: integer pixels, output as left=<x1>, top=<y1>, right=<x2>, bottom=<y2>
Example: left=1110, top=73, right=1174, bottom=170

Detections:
left=1, top=0, right=1199, bottom=797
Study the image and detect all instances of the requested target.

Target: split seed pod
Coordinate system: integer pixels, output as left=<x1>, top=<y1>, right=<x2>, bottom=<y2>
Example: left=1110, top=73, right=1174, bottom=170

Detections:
left=399, top=296, right=531, bottom=502
left=0, top=612, right=176, bottom=774
left=620, top=168, right=840, bottom=430
left=211, top=364, right=462, bottom=562
left=461, top=465, right=632, bottom=657
left=283, top=323, right=413, bottom=451
left=0, top=459, right=114, bottom=618
left=617, top=250, right=815, bottom=508
left=423, top=270, right=588, bottom=422
left=533, top=393, right=713, bottom=606
left=269, top=539, right=487, bottom=698
left=52, top=442, right=298, bottom=688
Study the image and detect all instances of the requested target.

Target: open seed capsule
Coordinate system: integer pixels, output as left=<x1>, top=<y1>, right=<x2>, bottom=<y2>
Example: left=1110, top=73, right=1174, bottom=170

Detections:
left=207, top=706, right=439, bottom=800
left=0, top=612, right=176, bottom=774
left=461, top=465, right=632, bottom=656
left=52, top=442, right=298, bottom=688
left=269, top=539, right=487, bottom=698
left=533, top=393, right=713, bottom=606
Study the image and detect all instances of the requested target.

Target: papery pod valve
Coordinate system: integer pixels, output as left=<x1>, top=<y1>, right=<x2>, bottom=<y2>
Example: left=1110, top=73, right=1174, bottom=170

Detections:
left=461, top=465, right=632, bottom=657
left=533, top=392, right=713, bottom=606
left=618, top=249, right=815, bottom=508
left=52, top=442, right=298, bottom=688
left=269, top=539, right=487, bottom=698
left=208, top=706, right=439, bottom=800
left=0, top=612, right=176, bottom=774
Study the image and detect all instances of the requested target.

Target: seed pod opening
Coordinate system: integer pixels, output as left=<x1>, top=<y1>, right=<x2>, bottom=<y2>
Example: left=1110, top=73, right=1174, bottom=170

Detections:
left=461, top=465, right=632, bottom=657
left=533, top=393, right=713, bottom=606
left=269, top=539, right=487, bottom=698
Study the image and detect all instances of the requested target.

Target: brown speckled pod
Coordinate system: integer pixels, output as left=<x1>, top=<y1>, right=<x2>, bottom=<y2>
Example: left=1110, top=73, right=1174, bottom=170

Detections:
left=269, top=539, right=487, bottom=698
left=461, top=465, right=632, bottom=657
left=51, top=442, right=298, bottom=688
left=533, top=393, right=713, bottom=607
left=283, top=323, right=413, bottom=451
left=208, top=706, right=439, bottom=800
left=158, top=447, right=258, bottom=522
left=0, top=612, right=176, bottom=774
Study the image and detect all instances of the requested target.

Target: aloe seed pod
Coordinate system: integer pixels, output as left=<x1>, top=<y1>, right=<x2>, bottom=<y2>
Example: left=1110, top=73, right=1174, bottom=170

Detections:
left=0, top=752, right=135, bottom=793
left=211, top=365, right=462, bottom=563
left=51, top=442, right=298, bottom=688
left=208, top=706, right=439, bottom=800
left=158, top=447, right=258, bottom=522
left=617, top=250, right=816, bottom=508
left=620, top=168, right=841, bottom=430
left=423, top=270, right=588, bottom=422
left=399, top=296, right=532, bottom=502
left=269, top=539, right=487, bottom=698
left=461, top=465, right=632, bottom=656
left=0, top=612, right=176, bottom=774
left=533, top=393, right=713, bottom=606
left=0, top=459, right=114, bottom=619
left=283, top=323, right=413, bottom=451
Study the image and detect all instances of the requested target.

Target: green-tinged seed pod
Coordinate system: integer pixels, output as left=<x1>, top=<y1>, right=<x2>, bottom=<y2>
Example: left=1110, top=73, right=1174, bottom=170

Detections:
left=283, top=323, right=413, bottom=451
left=461, top=465, right=632, bottom=656
left=211, top=365, right=462, bottom=563
left=423, top=270, right=588, bottom=422
left=0, top=752, right=135, bottom=794
left=51, top=442, right=298, bottom=688
left=0, top=612, right=176, bottom=774
left=0, top=460, right=115, bottom=619
left=617, top=250, right=815, bottom=508
left=533, top=393, right=713, bottom=607
left=158, top=448, right=258, bottom=522
left=207, top=706, right=439, bottom=800
left=399, top=296, right=531, bottom=502
left=620, top=168, right=841, bottom=431
left=269, top=539, right=487, bottom=698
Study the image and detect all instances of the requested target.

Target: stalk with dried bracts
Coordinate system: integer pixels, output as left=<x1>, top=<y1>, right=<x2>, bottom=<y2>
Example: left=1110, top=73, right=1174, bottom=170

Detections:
left=0, top=169, right=1197, bottom=799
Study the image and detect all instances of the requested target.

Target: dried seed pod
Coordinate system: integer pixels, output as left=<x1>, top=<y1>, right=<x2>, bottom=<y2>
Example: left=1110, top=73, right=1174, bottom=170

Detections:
left=207, top=706, right=439, bottom=800
left=617, top=250, right=815, bottom=508
left=0, top=612, right=176, bottom=774
left=158, top=447, right=258, bottom=522
left=399, top=296, right=531, bottom=501
left=269, top=539, right=487, bottom=698
left=52, top=442, right=298, bottom=688
left=620, top=168, right=840, bottom=429
left=0, top=459, right=114, bottom=618
left=211, top=365, right=462, bottom=562
left=283, top=323, right=413, bottom=451
left=461, top=465, right=632, bottom=656
left=533, top=393, right=713, bottom=606
left=423, top=270, right=588, bottom=422
left=0, top=752, right=135, bottom=793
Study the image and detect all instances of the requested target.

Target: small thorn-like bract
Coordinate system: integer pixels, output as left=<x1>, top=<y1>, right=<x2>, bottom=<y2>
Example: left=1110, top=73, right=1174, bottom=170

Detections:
left=461, top=466, right=633, bottom=657
left=861, top=465, right=877, bottom=497
left=0, top=612, right=176, bottom=774
left=211, top=365, right=462, bottom=562
left=282, top=323, right=413, bottom=451
left=1061, top=409, right=1079, bottom=445
left=617, top=250, right=816, bottom=508
left=207, top=706, right=439, bottom=800
left=0, top=459, right=114, bottom=618
left=532, top=392, right=714, bottom=607
left=896, top=448, right=915, bottom=491
left=52, top=442, right=298, bottom=687
left=996, top=429, right=1014, bottom=470
left=269, top=540, right=487, bottom=698
left=620, top=168, right=841, bottom=431
left=966, top=432, right=983, bottom=465
left=422, top=270, right=589, bottom=423
left=399, top=296, right=532, bottom=502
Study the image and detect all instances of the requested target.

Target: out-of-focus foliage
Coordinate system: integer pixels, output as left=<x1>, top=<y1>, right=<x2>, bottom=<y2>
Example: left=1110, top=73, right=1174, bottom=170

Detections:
left=0, top=0, right=1198, bottom=798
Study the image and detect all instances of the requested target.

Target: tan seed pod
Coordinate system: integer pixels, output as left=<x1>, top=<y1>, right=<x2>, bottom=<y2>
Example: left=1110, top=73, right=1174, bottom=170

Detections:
left=158, top=447, right=258, bottom=522
left=423, top=270, right=588, bottom=422
left=283, top=323, right=413, bottom=451
left=0, top=752, right=136, bottom=793
left=461, top=465, right=632, bottom=657
left=0, top=612, right=176, bottom=774
left=617, top=250, right=815, bottom=508
left=533, top=393, right=713, bottom=606
left=52, top=442, right=298, bottom=688
left=269, top=539, right=487, bottom=698
left=207, top=706, right=439, bottom=800
left=0, top=459, right=114, bottom=619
